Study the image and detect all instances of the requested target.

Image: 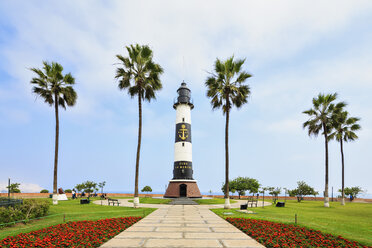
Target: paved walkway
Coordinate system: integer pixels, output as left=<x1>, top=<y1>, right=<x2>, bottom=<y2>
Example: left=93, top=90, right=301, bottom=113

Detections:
left=99, top=199, right=268, bottom=248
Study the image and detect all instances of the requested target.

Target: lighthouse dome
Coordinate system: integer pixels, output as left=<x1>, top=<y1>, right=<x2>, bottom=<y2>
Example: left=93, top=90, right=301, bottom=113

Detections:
left=174, top=82, right=194, bottom=109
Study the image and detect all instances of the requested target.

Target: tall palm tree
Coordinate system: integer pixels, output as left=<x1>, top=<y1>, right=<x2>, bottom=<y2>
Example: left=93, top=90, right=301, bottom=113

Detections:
left=115, top=44, right=163, bottom=208
left=329, top=110, right=360, bottom=205
left=303, top=93, right=344, bottom=207
left=205, top=56, right=251, bottom=209
left=30, top=61, right=77, bottom=205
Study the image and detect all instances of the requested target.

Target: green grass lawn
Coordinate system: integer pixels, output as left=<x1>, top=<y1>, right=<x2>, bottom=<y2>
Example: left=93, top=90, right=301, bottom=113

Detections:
left=194, top=198, right=237, bottom=205
left=0, top=198, right=156, bottom=240
left=211, top=200, right=372, bottom=246
left=128, top=197, right=172, bottom=204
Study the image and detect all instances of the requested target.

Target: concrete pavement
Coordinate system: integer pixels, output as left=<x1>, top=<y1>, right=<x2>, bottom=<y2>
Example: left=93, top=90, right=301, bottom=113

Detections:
left=99, top=199, right=267, bottom=248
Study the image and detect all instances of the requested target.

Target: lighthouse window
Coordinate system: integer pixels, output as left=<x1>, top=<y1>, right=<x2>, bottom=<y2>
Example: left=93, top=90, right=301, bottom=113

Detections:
left=182, top=117, right=185, bottom=122
left=182, top=143, right=185, bottom=147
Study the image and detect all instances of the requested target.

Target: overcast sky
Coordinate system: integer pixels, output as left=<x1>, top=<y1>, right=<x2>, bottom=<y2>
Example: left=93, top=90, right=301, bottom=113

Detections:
left=0, top=1, right=371, bottom=197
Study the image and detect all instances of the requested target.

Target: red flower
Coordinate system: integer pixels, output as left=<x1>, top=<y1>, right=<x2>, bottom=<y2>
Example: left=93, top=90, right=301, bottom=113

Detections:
left=226, top=218, right=369, bottom=248
left=0, top=217, right=141, bottom=248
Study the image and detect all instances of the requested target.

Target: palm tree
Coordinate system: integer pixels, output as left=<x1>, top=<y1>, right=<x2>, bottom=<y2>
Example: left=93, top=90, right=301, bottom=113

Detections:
left=115, top=44, right=163, bottom=208
left=329, top=110, right=360, bottom=205
left=30, top=61, right=77, bottom=205
left=303, top=93, right=344, bottom=207
left=205, top=56, right=251, bottom=209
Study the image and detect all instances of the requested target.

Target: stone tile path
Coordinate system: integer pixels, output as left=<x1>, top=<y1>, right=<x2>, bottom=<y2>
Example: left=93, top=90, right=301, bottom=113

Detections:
left=100, top=204, right=264, bottom=248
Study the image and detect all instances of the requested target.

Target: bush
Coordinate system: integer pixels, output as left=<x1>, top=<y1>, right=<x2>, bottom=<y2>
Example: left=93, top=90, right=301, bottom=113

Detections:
left=141, top=186, right=152, bottom=193
left=64, top=189, right=72, bottom=193
left=288, top=181, right=316, bottom=202
left=40, top=189, right=49, bottom=193
left=0, top=199, right=49, bottom=226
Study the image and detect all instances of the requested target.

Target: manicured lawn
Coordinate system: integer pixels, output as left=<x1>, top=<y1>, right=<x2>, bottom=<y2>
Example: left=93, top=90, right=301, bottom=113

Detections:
left=128, top=197, right=172, bottom=204
left=0, top=198, right=155, bottom=240
left=211, top=200, right=372, bottom=246
left=194, top=198, right=237, bottom=205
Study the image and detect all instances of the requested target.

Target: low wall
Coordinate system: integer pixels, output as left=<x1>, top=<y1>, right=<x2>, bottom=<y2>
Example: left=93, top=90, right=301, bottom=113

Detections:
left=0, top=193, right=164, bottom=199
left=1, top=193, right=371, bottom=203
left=210, top=195, right=372, bottom=203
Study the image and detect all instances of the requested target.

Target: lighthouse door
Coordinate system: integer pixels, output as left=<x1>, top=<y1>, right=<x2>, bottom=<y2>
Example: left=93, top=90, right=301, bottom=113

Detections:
left=179, top=184, right=187, bottom=197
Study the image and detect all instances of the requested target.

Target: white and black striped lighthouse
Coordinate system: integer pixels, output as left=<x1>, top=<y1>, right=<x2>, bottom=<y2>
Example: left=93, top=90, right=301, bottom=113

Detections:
left=164, top=82, right=201, bottom=198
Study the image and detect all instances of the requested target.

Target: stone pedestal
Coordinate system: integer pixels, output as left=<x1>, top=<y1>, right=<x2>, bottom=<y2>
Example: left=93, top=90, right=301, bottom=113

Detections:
left=164, top=179, right=201, bottom=198
left=57, top=194, right=68, bottom=201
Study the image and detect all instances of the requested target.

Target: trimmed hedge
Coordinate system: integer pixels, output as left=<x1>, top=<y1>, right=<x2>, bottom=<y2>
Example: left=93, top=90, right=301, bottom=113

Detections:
left=0, top=199, right=49, bottom=226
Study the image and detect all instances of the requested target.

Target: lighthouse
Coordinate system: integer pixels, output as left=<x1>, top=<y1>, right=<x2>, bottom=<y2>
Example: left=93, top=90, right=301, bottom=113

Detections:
left=164, top=82, right=202, bottom=198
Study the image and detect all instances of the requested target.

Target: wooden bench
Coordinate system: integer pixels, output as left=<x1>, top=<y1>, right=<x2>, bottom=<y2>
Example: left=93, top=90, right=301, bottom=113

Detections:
left=240, top=197, right=258, bottom=209
left=80, top=199, right=90, bottom=204
left=0, top=199, right=23, bottom=208
left=108, top=198, right=120, bottom=206
left=247, top=197, right=258, bottom=207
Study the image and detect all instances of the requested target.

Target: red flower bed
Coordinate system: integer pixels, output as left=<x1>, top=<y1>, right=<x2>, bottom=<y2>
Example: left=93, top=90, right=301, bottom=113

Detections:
left=226, top=218, right=369, bottom=248
left=0, top=217, right=141, bottom=247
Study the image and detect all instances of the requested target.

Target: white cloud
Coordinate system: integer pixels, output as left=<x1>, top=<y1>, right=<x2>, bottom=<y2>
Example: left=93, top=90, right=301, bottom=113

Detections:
left=0, top=182, right=43, bottom=193
left=267, top=118, right=303, bottom=134
left=2, top=0, right=372, bottom=110
left=0, top=107, right=30, bottom=124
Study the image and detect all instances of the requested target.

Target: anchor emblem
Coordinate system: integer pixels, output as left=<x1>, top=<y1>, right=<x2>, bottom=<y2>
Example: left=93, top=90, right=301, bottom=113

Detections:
left=178, top=124, right=189, bottom=140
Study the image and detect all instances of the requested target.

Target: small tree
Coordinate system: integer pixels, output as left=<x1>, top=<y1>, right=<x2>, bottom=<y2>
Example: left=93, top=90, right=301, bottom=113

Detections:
left=141, top=186, right=152, bottom=195
left=222, top=177, right=259, bottom=199
left=259, top=187, right=270, bottom=208
left=289, top=181, right=316, bottom=202
left=340, top=187, right=363, bottom=201
left=283, top=187, right=289, bottom=202
left=98, top=181, right=106, bottom=195
left=75, top=183, right=84, bottom=194
left=268, top=187, right=281, bottom=204
left=64, top=189, right=72, bottom=193
left=40, top=189, right=49, bottom=193
left=221, top=181, right=236, bottom=196
left=7, top=183, right=21, bottom=194
left=312, top=190, right=319, bottom=200
left=82, top=181, right=98, bottom=194
left=245, top=178, right=260, bottom=196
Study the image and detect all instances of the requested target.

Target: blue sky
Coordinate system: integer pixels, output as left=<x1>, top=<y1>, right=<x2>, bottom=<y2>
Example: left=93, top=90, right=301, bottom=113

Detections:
left=1, top=1, right=372, bottom=197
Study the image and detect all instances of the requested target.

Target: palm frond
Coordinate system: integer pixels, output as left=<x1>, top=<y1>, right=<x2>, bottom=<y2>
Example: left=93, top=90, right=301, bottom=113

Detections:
left=30, top=61, right=77, bottom=109
left=116, top=44, right=163, bottom=102
left=61, top=86, right=77, bottom=106
left=33, top=87, right=54, bottom=105
left=206, top=55, right=251, bottom=114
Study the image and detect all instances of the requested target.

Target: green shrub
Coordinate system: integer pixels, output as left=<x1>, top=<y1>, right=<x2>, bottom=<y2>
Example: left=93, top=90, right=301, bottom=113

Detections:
left=40, top=189, right=49, bottom=193
left=0, top=207, right=24, bottom=224
left=0, top=199, right=49, bottom=226
left=64, top=189, right=72, bottom=193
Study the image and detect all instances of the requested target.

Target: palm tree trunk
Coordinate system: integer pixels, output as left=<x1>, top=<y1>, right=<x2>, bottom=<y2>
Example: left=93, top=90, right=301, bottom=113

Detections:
left=53, top=93, right=59, bottom=205
left=134, top=93, right=142, bottom=208
left=340, top=139, right=345, bottom=205
left=224, top=97, right=231, bottom=209
left=323, top=123, right=329, bottom=207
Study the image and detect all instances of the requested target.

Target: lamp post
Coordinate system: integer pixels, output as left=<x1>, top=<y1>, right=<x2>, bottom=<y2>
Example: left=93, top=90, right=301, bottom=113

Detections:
left=284, top=187, right=288, bottom=203
left=8, top=178, right=10, bottom=200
